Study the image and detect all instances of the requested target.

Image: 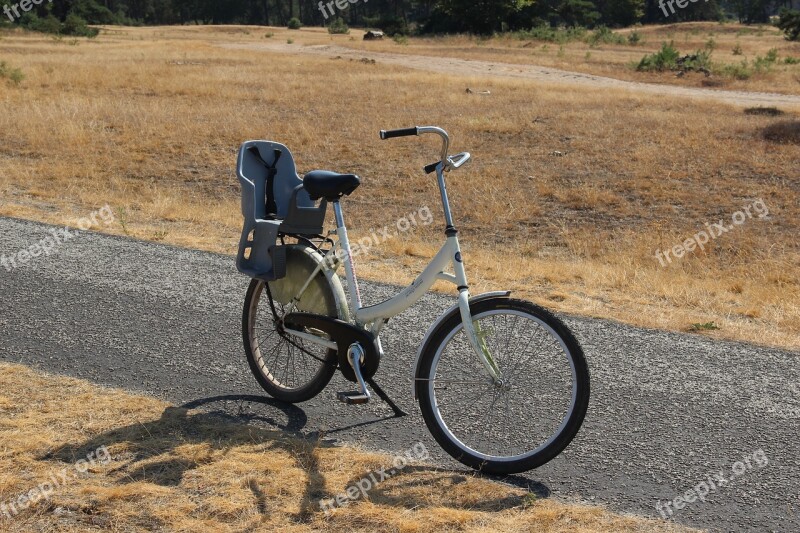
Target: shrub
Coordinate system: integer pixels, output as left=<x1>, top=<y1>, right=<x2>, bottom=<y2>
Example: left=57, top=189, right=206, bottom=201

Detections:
left=20, top=12, right=98, bottom=37
left=512, top=25, right=587, bottom=44
left=327, top=17, right=349, bottom=35
left=23, top=13, right=62, bottom=35
left=636, top=42, right=680, bottom=72
left=627, top=30, right=642, bottom=45
left=362, top=15, right=408, bottom=36
left=753, top=48, right=779, bottom=72
left=681, top=50, right=712, bottom=71
left=718, top=60, right=752, bottom=80
left=61, top=14, right=99, bottom=37
left=0, top=61, right=24, bottom=85
left=287, top=17, right=302, bottom=30
left=587, top=26, right=625, bottom=46
left=393, top=34, right=408, bottom=45
left=784, top=56, right=800, bottom=64
left=732, top=42, right=743, bottom=55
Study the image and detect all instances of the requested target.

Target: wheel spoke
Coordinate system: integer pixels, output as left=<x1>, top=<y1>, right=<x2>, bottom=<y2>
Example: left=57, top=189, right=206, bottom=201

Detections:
left=243, top=256, right=339, bottom=397
left=421, top=303, right=587, bottom=470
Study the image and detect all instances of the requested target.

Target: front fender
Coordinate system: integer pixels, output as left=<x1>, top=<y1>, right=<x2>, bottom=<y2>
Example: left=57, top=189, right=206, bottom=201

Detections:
left=411, top=291, right=511, bottom=401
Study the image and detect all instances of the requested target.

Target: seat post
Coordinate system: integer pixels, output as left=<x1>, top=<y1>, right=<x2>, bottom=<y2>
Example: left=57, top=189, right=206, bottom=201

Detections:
left=333, top=201, right=363, bottom=313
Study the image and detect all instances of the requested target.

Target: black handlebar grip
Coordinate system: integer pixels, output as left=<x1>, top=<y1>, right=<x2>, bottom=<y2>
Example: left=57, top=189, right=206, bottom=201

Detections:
left=424, top=161, right=440, bottom=174
left=380, top=127, right=419, bottom=140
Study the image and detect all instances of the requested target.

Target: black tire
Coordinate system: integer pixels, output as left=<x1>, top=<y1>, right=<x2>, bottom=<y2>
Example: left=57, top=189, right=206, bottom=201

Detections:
left=417, top=297, right=590, bottom=475
left=242, top=245, right=340, bottom=403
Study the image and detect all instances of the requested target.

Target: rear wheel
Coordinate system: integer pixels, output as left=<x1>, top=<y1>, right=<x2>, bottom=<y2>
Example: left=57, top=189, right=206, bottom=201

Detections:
left=243, top=245, right=340, bottom=403
left=417, top=298, right=590, bottom=474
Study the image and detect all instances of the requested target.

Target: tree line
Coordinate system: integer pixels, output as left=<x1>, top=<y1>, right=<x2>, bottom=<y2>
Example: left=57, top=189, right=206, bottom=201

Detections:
left=3, top=0, right=800, bottom=36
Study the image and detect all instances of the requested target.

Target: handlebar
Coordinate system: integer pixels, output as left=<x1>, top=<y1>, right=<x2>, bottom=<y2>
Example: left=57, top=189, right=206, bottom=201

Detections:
left=379, top=127, right=418, bottom=140
left=380, top=125, right=451, bottom=171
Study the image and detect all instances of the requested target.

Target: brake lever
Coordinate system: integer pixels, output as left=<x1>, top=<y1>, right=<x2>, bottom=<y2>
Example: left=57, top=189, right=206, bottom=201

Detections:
left=448, top=152, right=471, bottom=170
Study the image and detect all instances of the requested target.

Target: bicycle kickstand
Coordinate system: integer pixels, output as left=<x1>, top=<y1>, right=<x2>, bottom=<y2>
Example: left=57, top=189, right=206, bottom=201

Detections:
left=337, top=343, right=408, bottom=417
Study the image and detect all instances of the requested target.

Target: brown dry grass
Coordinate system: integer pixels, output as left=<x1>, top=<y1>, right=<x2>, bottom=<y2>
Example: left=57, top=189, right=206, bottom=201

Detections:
left=347, top=22, right=800, bottom=95
left=0, top=25, right=798, bottom=349
left=0, top=363, right=694, bottom=532
left=123, top=22, right=800, bottom=95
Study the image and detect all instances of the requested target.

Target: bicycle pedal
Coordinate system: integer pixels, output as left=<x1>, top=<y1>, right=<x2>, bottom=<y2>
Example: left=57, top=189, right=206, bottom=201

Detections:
left=337, top=391, right=370, bottom=405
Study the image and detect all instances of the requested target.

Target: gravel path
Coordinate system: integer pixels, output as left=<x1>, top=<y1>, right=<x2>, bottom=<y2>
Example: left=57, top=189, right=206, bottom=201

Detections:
left=1, top=217, right=798, bottom=532
left=223, top=42, right=800, bottom=109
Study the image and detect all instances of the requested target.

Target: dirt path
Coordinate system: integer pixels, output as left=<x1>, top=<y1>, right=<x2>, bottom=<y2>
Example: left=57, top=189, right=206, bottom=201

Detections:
left=224, top=42, right=800, bottom=109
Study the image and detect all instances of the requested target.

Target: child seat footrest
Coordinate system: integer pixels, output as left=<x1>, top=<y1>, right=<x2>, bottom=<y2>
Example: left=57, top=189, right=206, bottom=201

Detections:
left=237, top=220, right=286, bottom=281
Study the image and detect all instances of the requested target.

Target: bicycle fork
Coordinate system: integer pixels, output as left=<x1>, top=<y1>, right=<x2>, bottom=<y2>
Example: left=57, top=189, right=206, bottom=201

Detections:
left=449, top=256, right=503, bottom=382
left=457, top=290, right=504, bottom=383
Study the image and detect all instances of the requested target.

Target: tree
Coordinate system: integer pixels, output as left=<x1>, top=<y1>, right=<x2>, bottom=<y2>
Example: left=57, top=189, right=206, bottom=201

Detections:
left=729, top=0, right=774, bottom=23
left=599, top=0, right=643, bottom=26
left=436, top=0, right=533, bottom=34
left=778, top=9, right=800, bottom=41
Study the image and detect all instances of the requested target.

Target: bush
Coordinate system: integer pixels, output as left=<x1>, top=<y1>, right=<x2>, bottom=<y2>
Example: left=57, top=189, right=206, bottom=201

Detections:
left=587, top=26, right=625, bottom=46
left=287, top=17, right=302, bottom=30
left=18, top=12, right=98, bottom=37
left=362, top=15, right=408, bottom=36
left=627, top=30, right=642, bottom=45
left=777, top=8, right=800, bottom=41
left=753, top=48, right=779, bottom=72
left=636, top=42, right=680, bottom=71
left=718, top=60, right=752, bottom=80
left=0, top=61, right=24, bottom=85
left=327, top=17, right=349, bottom=35
left=732, top=42, right=743, bottom=55
left=22, top=13, right=62, bottom=35
left=680, top=49, right=712, bottom=71
left=61, top=14, right=99, bottom=37
left=512, top=25, right=587, bottom=44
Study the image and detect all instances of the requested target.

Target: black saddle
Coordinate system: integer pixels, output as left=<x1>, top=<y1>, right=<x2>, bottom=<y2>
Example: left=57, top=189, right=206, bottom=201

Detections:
left=303, top=170, right=360, bottom=201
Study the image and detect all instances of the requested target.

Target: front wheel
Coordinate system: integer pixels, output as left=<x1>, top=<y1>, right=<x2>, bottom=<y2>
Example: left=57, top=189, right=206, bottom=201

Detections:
left=417, top=298, right=590, bottom=475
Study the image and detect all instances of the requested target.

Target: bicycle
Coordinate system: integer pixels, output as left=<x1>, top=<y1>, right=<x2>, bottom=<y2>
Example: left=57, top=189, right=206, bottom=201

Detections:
left=235, top=126, right=590, bottom=474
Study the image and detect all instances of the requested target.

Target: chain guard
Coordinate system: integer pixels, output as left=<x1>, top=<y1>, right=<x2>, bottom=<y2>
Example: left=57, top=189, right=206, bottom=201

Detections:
left=283, top=312, right=380, bottom=383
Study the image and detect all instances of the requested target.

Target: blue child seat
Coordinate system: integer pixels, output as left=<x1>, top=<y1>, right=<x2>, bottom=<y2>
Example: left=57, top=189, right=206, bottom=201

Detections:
left=236, top=141, right=327, bottom=281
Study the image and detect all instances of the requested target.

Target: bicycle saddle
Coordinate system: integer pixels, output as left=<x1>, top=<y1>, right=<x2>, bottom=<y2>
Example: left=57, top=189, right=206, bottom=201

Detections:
left=303, top=170, right=360, bottom=201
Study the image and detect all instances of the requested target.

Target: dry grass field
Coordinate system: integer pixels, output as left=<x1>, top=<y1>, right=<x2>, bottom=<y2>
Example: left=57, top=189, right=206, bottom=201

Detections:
left=338, top=22, right=800, bottom=95
left=0, top=24, right=798, bottom=351
left=0, top=363, right=695, bottom=532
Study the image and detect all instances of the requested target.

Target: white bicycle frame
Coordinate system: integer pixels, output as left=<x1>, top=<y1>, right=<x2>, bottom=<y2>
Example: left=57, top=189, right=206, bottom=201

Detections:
left=283, top=126, right=503, bottom=382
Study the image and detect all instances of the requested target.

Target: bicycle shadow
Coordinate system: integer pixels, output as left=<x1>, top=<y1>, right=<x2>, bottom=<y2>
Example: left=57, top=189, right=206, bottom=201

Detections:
left=337, top=464, right=550, bottom=512
left=41, top=394, right=551, bottom=522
